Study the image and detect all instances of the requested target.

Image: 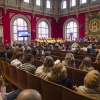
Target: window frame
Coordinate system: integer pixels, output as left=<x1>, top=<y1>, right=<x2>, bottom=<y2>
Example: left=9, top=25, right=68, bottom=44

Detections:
left=63, top=18, right=79, bottom=40
left=10, top=14, right=31, bottom=44
left=24, top=0, right=29, bottom=3
left=36, top=18, right=51, bottom=39
left=46, top=0, right=51, bottom=9
left=70, top=0, right=76, bottom=7
left=62, top=0, right=67, bottom=9
left=36, top=0, right=41, bottom=6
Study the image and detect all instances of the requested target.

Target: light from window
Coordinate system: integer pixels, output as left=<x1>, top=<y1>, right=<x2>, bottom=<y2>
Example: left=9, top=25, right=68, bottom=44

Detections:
left=36, top=0, right=40, bottom=6
left=38, top=21, right=49, bottom=38
left=24, top=0, right=29, bottom=3
left=66, top=21, right=77, bottom=41
left=81, top=0, right=87, bottom=4
left=71, top=0, right=76, bottom=7
left=13, top=18, right=28, bottom=41
left=63, top=0, right=66, bottom=9
left=47, top=0, right=50, bottom=8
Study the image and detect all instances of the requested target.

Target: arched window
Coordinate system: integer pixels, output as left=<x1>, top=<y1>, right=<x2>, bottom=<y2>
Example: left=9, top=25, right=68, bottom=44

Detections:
left=13, top=18, right=28, bottom=41
left=62, top=0, right=66, bottom=9
left=36, top=0, right=40, bottom=6
left=46, top=0, right=50, bottom=8
left=65, top=21, right=77, bottom=41
left=38, top=21, right=49, bottom=38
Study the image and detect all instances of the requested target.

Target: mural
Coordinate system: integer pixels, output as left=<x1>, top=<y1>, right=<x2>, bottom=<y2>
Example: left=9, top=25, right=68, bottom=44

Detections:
left=85, top=12, right=100, bottom=37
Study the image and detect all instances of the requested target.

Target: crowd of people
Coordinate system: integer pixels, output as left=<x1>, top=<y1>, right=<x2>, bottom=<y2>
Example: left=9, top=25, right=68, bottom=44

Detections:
left=0, top=41, right=100, bottom=100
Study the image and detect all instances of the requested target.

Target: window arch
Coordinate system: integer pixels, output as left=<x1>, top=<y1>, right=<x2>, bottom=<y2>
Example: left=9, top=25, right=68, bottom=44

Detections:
left=38, top=21, right=49, bottom=38
left=13, top=18, right=28, bottom=41
left=46, top=0, right=50, bottom=8
left=64, top=19, right=78, bottom=41
left=62, top=0, right=66, bottom=9
left=10, top=14, right=31, bottom=44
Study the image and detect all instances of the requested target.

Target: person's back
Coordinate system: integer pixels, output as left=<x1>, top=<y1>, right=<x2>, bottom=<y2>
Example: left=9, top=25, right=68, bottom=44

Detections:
left=77, top=70, right=100, bottom=100
left=11, top=51, right=24, bottom=67
left=16, top=89, right=42, bottom=100
left=5, top=50, right=13, bottom=64
left=20, top=54, right=36, bottom=74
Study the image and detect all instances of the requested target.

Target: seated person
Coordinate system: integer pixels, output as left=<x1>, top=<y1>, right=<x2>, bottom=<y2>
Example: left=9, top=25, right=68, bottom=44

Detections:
left=84, top=48, right=94, bottom=57
left=48, top=62, right=73, bottom=90
left=40, top=51, right=50, bottom=61
left=32, top=49, right=40, bottom=60
left=0, top=76, right=21, bottom=100
left=79, top=57, right=94, bottom=71
left=71, top=42, right=80, bottom=51
left=35, top=56, right=54, bottom=79
left=16, top=89, right=42, bottom=100
left=88, top=43, right=97, bottom=49
left=62, top=53, right=76, bottom=68
left=95, top=53, right=100, bottom=63
left=11, top=51, right=24, bottom=67
left=77, top=70, right=100, bottom=100
left=82, top=44, right=88, bottom=51
left=5, top=50, right=13, bottom=64
left=20, top=54, right=36, bottom=74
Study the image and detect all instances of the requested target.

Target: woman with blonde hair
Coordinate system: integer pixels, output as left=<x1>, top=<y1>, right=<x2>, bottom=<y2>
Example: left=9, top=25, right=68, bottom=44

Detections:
left=79, top=57, right=94, bottom=71
left=62, top=53, right=76, bottom=68
left=48, top=62, right=73, bottom=89
left=35, top=56, right=54, bottom=79
left=95, top=53, right=100, bottom=63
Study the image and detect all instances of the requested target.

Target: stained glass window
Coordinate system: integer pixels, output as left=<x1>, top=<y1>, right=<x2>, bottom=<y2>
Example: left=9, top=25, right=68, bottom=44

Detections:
left=47, top=0, right=50, bottom=8
left=24, top=0, right=29, bottom=3
left=13, top=18, right=28, bottom=41
left=36, top=0, right=40, bottom=6
left=66, top=21, right=77, bottom=41
left=38, top=21, right=49, bottom=38
left=63, top=0, right=66, bottom=9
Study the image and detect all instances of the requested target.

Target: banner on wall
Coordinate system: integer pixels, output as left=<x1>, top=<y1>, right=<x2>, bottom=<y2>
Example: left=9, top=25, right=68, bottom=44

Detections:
left=85, top=12, right=100, bottom=37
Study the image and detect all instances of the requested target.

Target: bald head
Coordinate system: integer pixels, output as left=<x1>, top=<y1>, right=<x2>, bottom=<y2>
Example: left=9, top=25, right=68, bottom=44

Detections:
left=16, top=89, right=42, bottom=100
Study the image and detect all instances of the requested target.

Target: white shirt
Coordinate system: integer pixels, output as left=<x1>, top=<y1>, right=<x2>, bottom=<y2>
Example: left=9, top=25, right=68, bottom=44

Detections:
left=11, top=59, right=22, bottom=67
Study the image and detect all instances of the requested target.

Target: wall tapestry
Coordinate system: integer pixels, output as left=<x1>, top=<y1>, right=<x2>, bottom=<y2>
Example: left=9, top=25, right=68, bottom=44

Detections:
left=85, top=11, right=100, bottom=37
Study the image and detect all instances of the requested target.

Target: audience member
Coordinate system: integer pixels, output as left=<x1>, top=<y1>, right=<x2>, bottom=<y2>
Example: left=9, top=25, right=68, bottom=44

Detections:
left=62, top=53, right=76, bottom=68
left=32, top=49, right=40, bottom=60
left=5, top=50, right=13, bottom=64
left=11, top=51, right=24, bottom=67
left=0, top=76, right=21, bottom=100
left=16, top=89, right=42, bottom=100
left=20, top=54, right=36, bottom=74
left=48, top=62, right=73, bottom=90
left=79, top=57, right=94, bottom=71
left=95, top=53, right=100, bottom=63
left=35, top=56, right=54, bottom=79
left=77, top=70, right=100, bottom=100
left=40, top=51, right=50, bottom=61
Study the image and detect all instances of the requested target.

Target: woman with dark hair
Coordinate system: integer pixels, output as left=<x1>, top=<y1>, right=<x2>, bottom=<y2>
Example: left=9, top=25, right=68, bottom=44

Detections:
left=35, top=56, right=54, bottom=79
left=79, top=57, right=94, bottom=71
left=48, top=62, right=73, bottom=90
